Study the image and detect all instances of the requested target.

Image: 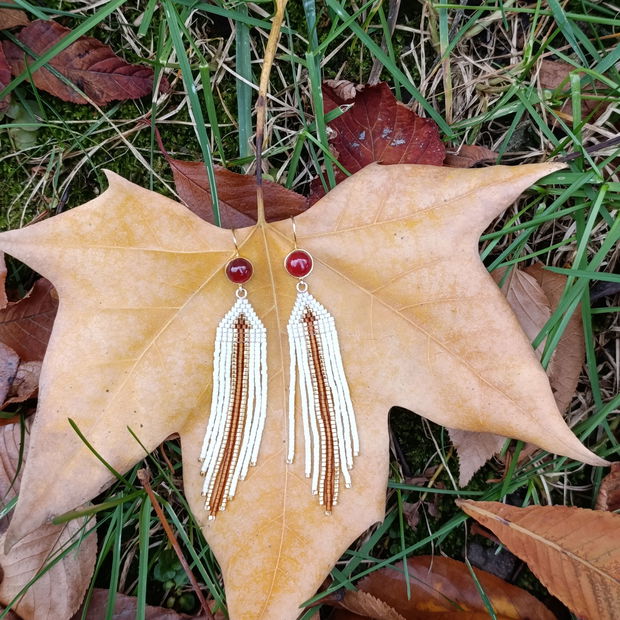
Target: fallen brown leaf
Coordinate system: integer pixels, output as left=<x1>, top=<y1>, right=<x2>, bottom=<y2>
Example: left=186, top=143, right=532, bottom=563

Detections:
left=527, top=264, right=585, bottom=414
left=539, top=59, right=609, bottom=121
left=451, top=264, right=586, bottom=485
left=324, top=590, right=406, bottom=620
left=325, top=556, right=554, bottom=619
left=0, top=342, right=19, bottom=404
left=444, top=144, right=499, bottom=168
left=492, top=267, right=551, bottom=357
left=0, top=254, right=7, bottom=309
left=596, top=462, right=620, bottom=512
left=310, top=82, right=445, bottom=202
left=74, top=589, right=218, bottom=620
left=458, top=500, right=620, bottom=620
left=0, top=421, right=29, bottom=534
left=3, top=360, right=41, bottom=405
left=0, top=46, right=11, bottom=114
left=0, top=278, right=58, bottom=361
left=162, top=155, right=308, bottom=228
left=0, top=421, right=97, bottom=619
left=0, top=162, right=606, bottom=618
left=3, top=20, right=167, bottom=105
left=0, top=0, right=28, bottom=30
left=447, top=429, right=506, bottom=487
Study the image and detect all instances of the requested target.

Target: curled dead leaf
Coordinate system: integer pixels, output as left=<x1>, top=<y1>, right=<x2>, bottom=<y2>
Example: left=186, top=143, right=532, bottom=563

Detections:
left=458, top=500, right=620, bottom=620
left=3, top=20, right=167, bottom=105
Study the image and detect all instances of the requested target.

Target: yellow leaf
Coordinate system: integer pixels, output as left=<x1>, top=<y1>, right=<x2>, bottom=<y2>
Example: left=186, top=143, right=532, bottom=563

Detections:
left=0, top=162, right=606, bottom=618
left=458, top=500, right=620, bottom=620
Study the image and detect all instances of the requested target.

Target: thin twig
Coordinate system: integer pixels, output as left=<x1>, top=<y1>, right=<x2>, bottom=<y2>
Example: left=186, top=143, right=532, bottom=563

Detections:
left=254, top=0, right=288, bottom=225
left=137, top=469, right=215, bottom=620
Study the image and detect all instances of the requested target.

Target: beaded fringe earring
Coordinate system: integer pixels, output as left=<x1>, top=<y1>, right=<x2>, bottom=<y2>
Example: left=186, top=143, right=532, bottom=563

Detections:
left=199, top=250, right=267, bottom=520
left=285, top=225, right=359, bottom=515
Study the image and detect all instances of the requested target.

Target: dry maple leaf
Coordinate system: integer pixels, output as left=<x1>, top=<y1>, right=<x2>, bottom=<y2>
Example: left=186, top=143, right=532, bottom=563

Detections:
left=0, top=162, right=607, bottom=619
left=458, top=500, right=620, bottom=620
left=325, top=556, right=554, bottom=619
left=3, top=20, right=167, bottom=105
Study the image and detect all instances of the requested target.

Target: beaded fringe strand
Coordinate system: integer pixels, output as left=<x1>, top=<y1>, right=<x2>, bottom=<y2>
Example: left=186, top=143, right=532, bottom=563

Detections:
left=287, top=290, right=359, bottom=514
left=199, top=296, right=267, bottom=519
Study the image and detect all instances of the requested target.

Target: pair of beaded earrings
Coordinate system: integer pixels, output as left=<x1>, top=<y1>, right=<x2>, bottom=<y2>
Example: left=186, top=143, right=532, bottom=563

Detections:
left=199, top=227, right=359, bottom=520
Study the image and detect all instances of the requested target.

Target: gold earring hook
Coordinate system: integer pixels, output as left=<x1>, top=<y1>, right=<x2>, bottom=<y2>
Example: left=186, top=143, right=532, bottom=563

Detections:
left=291, top=216, right=298, bottom=249
left=231, top=229, right=240, bottom=255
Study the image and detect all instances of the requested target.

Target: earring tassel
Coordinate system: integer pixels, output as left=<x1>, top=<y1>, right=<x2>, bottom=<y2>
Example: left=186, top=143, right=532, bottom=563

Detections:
left=287, top=290, right=359, bottom=514
left=199, top=297, right=267, bottom=519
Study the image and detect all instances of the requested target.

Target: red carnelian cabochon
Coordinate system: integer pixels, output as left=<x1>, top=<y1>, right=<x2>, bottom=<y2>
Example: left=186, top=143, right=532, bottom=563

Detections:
left=225, top=257, right=253, bottom=284
left=285, top=249, right=313, bottom=278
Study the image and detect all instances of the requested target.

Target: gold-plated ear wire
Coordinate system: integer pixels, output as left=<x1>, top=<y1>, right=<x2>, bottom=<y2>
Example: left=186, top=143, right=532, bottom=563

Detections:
left=231, top=228, right=240, bottom=256
left=290, top=216, right=298, bottom=249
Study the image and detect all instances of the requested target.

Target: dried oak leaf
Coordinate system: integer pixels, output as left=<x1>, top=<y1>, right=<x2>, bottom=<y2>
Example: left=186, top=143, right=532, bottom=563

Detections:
left=458, top=500, right=620, bottom=620
left=326, top=556, right=554, bottom=619
left=310, top=82, right=445, bottom=202
left=0, top=0, right=28, bottom=31
left=0, top=162, right=606, bottom=619
left=0, top=421, right=97, bottom=620
left=3, top=20, right=167, bottom=105
left=158, top=134, right=308, bottom=228
left=0, top=278, right=58, bottom=362
left=450, top=265, right=586, bottom=485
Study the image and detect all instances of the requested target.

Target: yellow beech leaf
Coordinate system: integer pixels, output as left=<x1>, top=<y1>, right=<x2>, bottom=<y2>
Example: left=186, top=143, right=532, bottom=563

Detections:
left=458, top=500, right=620, bottom=620
left=0, top=162, right=606, bottom=619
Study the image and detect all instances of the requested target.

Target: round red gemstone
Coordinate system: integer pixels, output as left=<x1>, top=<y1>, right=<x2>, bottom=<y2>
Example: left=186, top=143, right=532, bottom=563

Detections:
left=285, top=249, right=313, bottom=278
left=225, top=257, right=253, bottom=284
